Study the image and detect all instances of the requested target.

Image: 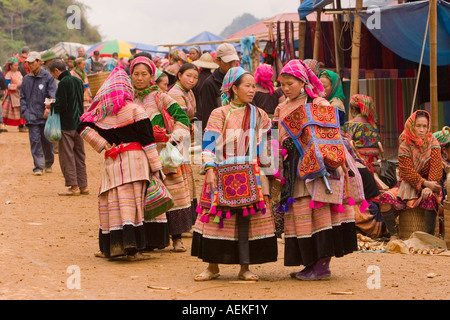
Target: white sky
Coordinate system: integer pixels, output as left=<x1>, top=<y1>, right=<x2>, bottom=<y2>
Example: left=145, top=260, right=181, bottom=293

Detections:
left=77, top=0, right=300, bottom=45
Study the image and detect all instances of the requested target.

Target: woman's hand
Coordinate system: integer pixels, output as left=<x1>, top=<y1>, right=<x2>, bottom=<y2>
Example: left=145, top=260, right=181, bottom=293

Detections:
left=421, top=187, right=433, bottom=199
left=205, top=168, right=217, bottom=193
left=423, top=180, right=441, bottom=193
left=104, top=143, right=116, bottom=152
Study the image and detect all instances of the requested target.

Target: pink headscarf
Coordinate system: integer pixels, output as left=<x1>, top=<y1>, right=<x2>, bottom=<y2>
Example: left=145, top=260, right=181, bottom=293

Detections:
left=280, top=59, right=324, bottom=99
left=130, top=56, right=157, bottom=80
left=254, top=64, right=275, bottom=95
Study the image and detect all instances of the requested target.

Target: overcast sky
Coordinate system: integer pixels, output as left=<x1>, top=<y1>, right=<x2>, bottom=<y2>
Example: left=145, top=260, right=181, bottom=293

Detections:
left=77, top=0, right=300, bottom=45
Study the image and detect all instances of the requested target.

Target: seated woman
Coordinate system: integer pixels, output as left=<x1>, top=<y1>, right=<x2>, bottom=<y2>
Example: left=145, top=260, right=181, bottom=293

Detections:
left=432, top=127, right=450, bottom=222
left=379, top=110, right=442, bottom=240
left=318, top=69, right=346, bottom=126
left=342, top=94, right=381, bottom=172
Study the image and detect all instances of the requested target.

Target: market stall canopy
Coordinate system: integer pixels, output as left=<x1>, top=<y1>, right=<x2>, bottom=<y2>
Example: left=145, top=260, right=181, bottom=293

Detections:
left=176, top=31, right=226, bottom=52
left=85, top=40, right=136, bottom=58
left=49, top=42, right=90, bottom=57
left=129, top=42, right=169, bottom=55
left=298, top=0, right=334, bottom=19
left=359, top=0, right=450, bottom=66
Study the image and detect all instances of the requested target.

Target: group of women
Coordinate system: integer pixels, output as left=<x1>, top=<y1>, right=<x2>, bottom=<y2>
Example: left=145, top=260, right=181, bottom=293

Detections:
left=77, top=51, right=445, bottom=282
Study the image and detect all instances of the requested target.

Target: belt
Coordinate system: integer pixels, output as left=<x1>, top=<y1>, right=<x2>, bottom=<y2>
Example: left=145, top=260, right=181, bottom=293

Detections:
left=105, top=142, right=142, bottom=160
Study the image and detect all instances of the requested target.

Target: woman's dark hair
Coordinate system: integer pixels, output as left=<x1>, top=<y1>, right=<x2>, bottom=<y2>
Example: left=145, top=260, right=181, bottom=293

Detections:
left=177, top=63, right=199, bottom=80
left=415, top=110, right=430, bottom=123
left=156, top=72, right=168, bottom=84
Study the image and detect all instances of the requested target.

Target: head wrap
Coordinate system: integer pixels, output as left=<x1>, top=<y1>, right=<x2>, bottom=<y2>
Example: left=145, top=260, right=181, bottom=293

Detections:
left=170, top=49, right=188, bottom=64
left=189, top=45, right=201, bottom=54
left=254, top=64, right=275, bottom=96
left=80, top=66, right=134, bottom=123
left=11, top=57, right=18, bottom=64
left=303, top=59, right=322, bottom=75
left=221, top=66, right=249, bottom=105
left=74, top=57, right=85, bottom=67
left=318, top=69, right=345, bottom=101
left=280, top=59, right=324, bottom=99
left=130, top=56, right=157, bottom=79
left=399, top=110, right=432, bottom=151
left=433, top=127, right=450, bottom=147
left=350, top=94, right=377, bottom=127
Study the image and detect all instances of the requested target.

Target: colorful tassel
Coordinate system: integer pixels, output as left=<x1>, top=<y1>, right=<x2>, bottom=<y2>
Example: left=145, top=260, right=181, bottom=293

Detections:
left=284, top=203, right=289, bottom=212
left=281, top=149, right=288, bottom=157
left=309, top=200, right=315, bottom=209
left=210, top=205, right=217, bottom=214
left=203, top=215, right=210, bottom=223
left=213, top=215, right=221, bottom=223
left=331, top=204, right=339, bottom=214
left=348, top=197, right=356, bottom=206
left=219, top=219, right=224, bottom=229
left=250, top=206, right=256, bottom=215
left=243, top=207, right=249, bottom=217
left=196, top=205, right=203, bottom=214
left=315, top=202, right=325, bottom=210
left=287, top=197, right=296, bottom=205
left=261, top=208, right=267, bottom=215
left=360, top=200, right=370, bottom=212
left=258, top=200, right=266, bottom=209
left=338, top=204, right=345, bottom=213
left=226, top=211, right=231, bottom=219
left=281, top=177, right=286, bottom=185
left=277, top=204, right=284, bottom=213
left=273, top=170, right=281, bottom=178
left=217, top=210, right=223, bottom=218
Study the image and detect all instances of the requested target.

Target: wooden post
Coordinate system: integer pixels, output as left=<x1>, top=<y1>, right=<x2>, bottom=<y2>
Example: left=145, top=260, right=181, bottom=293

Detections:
left=313, top=11, right=322, bottom=61
left=430, top=0, right=438, bottom=132
left=298, top=0, right=306, bottom=60
left=333, top=0, right=344, bottom=78
left=350, top=0, right=363, bottom=111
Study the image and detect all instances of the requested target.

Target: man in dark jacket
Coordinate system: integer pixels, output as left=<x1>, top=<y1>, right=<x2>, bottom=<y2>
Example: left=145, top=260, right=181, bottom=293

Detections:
left=200, top=43, right=240, bottom=131
left=48, top=59, right=88, bottom=196
left=20, top=52, right=57, bottom=176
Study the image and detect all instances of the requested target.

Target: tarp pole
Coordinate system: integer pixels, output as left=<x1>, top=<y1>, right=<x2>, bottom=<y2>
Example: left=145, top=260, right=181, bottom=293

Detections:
left=298, top=0, right=306, bottom=60
left=430, top=0, right=438, bottom=132
left=332, top=0, right=343, bottom=78
left=313, top=11, right=322, bottom=61
left=349, top=0, right=363, bottom=117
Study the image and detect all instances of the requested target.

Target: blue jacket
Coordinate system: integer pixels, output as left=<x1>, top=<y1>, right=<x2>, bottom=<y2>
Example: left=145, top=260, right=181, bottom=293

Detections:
left=20, top=69, right=57, bottom=125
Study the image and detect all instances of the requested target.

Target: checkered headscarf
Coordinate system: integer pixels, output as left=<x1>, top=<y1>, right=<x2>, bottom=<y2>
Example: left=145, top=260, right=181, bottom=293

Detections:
left=221, top=66, right=249, bottom=105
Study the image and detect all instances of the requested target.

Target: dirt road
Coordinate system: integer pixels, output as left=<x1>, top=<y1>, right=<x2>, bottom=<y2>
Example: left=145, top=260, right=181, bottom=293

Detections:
left=0, top=128, right=448, bottom=303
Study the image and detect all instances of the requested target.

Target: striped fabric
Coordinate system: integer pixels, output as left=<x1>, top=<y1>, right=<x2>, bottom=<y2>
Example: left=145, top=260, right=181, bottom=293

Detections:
left=168, top=83, right=196, bottom=121
left=93, top=103, right=149, bottom=130
left=143, top=143, right=163, bottom=172
left=79, top=126, right=108, bottom=153
left=162, top=166, right=191, bottom=212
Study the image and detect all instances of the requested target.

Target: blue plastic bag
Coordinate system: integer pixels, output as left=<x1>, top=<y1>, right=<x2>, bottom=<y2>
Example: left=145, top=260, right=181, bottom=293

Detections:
left=44, top=109, right=62, bottom=142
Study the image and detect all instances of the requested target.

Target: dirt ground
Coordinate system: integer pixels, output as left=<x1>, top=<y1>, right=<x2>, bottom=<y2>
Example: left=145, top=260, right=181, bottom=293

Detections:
left=0, top=127, right=449, bottom=303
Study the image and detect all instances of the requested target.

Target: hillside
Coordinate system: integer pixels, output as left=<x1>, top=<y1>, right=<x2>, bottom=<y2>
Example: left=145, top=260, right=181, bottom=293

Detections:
left=220, top=13, right=263, bottom=38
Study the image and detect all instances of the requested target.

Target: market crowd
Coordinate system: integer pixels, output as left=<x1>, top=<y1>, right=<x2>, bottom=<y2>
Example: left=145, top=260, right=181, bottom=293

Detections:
left=0, top=43, right=446, bottom=282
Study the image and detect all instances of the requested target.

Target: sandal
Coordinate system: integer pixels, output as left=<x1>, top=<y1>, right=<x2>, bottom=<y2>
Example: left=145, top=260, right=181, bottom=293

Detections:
left=126, top=252, right=151, bottom=261
left=94, top=251, right=105, bottom=258
left=80, top=187, right=90, bottom=195
left=172, top=239, right=187, bottom=252
left=58, top=188, right=80, bottom=196
left=238, top=270, right=259, bottom=281
left=194, top=269, right=220, bottom=281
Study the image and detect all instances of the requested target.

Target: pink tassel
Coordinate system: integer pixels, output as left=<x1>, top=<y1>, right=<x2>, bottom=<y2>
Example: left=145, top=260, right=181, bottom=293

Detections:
left=203, top=215, right=210, bottom=223
left=226, top=211, right=231, bottom=219
left=331, top=205, right=339, bottom=214
left=315, top=202, right=324, bottom=210
left=196, top=205, right=203, bottom=214
left=250, top=207, right=256, bottom=215
left=360, top=200, right=370, bottom=212
left=281, top=177, right=286, bottom=185
left=210, top=205, right=217, bottom=214
left=338, top=204, right=346, bottom=213
left=200, top=215, right=207, bottom=223
left=348, top=197, right=356, bottom=206
left=243, top=208, right=249, bottom=217
left=281, top=149, right=288, bottom=157
left=309, top=200, right=315, bottom=209
left=273, top=170, right=281, bottom=178
left=258, top=201, right=266, bottom=209
left=217, top=210, right=223, bottom=218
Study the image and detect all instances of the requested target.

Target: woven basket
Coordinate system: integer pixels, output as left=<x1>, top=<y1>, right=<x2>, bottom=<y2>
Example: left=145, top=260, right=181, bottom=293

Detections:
left=443, top=201, right=450, bottom=247
left=87, top=72, right=111, bottom=97
left=398, top=208, right=439, bottom=240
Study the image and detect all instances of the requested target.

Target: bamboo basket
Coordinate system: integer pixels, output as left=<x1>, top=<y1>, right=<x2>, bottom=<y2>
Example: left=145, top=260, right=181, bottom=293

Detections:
left=443, top=200, right=450, bottom=247
left=87, top=72, right=111, bottom=97
left=398, top=208, right=439, bottom=240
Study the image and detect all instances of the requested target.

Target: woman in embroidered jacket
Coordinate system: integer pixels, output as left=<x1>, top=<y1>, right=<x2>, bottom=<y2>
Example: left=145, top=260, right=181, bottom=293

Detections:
left=77, top=67, right=163, bottom=261
left=130, top=55, right=194, bottom=253
left=274, top=60, right=358, bottom=280
left=380, top=110, right=441, bottom=240
left=191, top=67, right=277, bottom=282
left=2, top=57, right=25, bottom=130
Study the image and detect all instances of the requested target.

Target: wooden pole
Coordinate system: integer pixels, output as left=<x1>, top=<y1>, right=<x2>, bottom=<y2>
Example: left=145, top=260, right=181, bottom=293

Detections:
left=429, top=0, right=438, bottom=132
left=313, top=11, right=322, bottom=61
left=298, top=0, right=306, bottom=60
left=349, top=0, right=363, bottom=112
left=332, top=1, right=342, bottom=76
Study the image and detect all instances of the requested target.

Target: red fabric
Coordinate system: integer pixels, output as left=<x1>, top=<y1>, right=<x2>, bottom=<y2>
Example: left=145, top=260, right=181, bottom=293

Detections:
left=105, top=142, right=142, bottom=160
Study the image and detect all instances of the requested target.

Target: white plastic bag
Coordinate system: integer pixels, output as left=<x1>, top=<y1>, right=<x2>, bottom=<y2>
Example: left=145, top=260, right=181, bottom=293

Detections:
left=44, top=109, right=62, bottom=142
left=160, top=142, right=184, bottom=169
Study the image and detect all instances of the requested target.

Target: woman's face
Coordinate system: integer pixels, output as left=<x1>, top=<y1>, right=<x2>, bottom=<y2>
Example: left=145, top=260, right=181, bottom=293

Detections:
left=280, top=74, right=305, bottom=100
left=178, top=68, right=199, bottom=91
left=131, top=64, right=153, bottom=90
left=78, top=60, right=86, bottom=71
left=10, top=62, right=18, bottom=72
left=189, top=49, right=200, bottom=61
left=157, top=76, right=169, bottom=92
left=414, top=116, right=429, bottom=139
left=320, top=76, right=332, bottom=98
left=232, top=74, right=256, bottom=104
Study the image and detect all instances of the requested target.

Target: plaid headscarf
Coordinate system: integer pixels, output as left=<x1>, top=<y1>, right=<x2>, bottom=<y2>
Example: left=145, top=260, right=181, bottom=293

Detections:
left=280, top=59, right=324, bottom=99
left=130, top=56, right=157, bottom=80
left=254, top=63, right=275, bottom=95
left=221, top=66, right=249, bottom=105
left=433, top=127, right=450, bottom=147
left=350, top=94, right=377, bottom=127
left=303, top=59, right=322, bottom=76
left=318, top=69, right=345, bottom=102
left=80, top=66, right=134, bottom=123
left=399, top=110, right=433, bottom=151
left=170, top=49, right=188, bottom=64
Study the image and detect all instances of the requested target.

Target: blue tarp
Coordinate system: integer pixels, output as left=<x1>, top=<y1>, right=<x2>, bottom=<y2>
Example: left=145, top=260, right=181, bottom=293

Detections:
left=176, top=31, right=226, bottom=52
left=298, top=0, right=334, bottom=19
left=359, top=0, right=450, bottom=66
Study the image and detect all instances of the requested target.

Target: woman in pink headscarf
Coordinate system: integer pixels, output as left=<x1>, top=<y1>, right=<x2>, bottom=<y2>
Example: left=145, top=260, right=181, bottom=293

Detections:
left=273, top=59, right=358, bottom=281
left=251, top=63, right=285, bottom=116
